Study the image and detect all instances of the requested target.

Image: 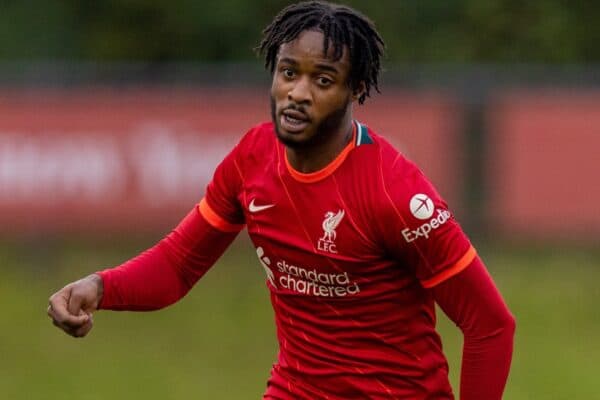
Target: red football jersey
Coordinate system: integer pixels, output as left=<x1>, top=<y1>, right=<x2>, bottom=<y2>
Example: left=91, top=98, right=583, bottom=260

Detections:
left=200, top=121, right=475, bottom=399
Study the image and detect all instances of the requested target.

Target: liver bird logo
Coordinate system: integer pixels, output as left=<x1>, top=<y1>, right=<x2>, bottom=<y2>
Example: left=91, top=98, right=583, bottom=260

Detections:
left=320, top=210, right=345, bottom=243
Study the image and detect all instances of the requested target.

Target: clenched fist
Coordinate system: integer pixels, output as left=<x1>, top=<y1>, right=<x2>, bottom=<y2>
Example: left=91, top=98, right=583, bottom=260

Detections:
left=47, top=274, right=103, bottom=338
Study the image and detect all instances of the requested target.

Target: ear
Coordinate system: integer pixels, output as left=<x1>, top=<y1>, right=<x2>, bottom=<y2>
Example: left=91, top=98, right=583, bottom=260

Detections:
left=351, top=81, right=366, bottom=102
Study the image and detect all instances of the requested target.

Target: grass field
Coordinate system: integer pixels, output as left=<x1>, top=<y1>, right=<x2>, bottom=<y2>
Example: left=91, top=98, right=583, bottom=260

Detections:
left=1, top=236, right=598, bottom=399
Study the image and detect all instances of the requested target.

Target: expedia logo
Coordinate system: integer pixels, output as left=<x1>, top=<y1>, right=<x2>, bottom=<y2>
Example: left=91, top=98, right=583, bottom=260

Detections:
left=409, top=194, right=435, bottom=220
left=403, top=194, right=451, bottom=242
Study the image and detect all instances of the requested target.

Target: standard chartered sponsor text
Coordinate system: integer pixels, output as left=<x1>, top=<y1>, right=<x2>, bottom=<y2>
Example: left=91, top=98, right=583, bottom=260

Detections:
left=276, top=259, right=360, bottom=297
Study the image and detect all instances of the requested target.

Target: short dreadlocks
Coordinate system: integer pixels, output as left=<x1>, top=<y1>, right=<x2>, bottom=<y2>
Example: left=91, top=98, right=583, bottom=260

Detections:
left=258, top=1, right=385, bottom=105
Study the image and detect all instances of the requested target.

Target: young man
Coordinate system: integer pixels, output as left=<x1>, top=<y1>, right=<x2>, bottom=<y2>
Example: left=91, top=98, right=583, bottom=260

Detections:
left=48, top=1, right=515, bottom=399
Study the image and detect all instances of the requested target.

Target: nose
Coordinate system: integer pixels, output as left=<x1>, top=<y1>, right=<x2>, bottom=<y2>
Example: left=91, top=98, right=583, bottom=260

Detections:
left=287, top=76, right=311, bottom=104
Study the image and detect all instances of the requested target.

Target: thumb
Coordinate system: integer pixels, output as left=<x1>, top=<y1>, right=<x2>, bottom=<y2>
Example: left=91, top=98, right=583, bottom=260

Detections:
left=48, top=284, right=89, bottom=328
left=67, top=274, right=102, bottom=316
left=67, top=291, right=90, bottom=322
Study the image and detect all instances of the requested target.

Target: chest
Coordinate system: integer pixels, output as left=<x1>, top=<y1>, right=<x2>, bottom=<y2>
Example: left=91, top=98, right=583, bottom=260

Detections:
left=240, top=168, right=391, bottom=289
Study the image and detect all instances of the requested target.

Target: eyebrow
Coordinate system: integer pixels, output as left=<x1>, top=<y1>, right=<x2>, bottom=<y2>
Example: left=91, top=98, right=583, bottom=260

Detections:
left=314, top=63, right=340, bottom=75
left=278, top=57, right=341, bottom=75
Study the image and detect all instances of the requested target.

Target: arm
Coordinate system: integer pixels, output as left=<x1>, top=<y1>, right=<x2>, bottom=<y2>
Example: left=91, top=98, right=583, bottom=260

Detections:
left=431, top=256, right=516, bottom=400
left=48, top=205, right=239, bottom=336
left=376, top=153, right=514, bottom=397
left=98, top=205, right=239, bottom=310
left=49, top=131, right=248, bottom=336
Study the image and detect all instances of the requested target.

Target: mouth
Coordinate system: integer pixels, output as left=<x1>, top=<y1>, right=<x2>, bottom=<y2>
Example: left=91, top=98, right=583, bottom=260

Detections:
left=280, top=108, right=310, bottom=133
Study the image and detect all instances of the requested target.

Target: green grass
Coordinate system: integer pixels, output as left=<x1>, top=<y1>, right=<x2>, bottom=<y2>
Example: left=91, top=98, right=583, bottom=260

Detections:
left=438, top=245, right=600, bottom=399
left=1, top=238, right=598, bottom=399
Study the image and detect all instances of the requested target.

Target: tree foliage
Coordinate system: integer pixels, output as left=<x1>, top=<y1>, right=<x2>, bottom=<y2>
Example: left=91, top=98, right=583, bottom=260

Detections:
left=0, top=0, right=597, bottom=63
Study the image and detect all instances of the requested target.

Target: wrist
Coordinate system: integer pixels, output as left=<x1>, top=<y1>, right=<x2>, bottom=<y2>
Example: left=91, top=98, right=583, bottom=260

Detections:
left=89, top=273, right=105, bottom=308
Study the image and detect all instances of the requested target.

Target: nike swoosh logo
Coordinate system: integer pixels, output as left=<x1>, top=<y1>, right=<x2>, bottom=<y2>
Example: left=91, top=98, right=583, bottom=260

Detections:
left=249, top=199, right=275, bottom=213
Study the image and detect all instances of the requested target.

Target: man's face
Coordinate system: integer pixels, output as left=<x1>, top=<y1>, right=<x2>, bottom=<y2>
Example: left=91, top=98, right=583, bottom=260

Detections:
left=270, top=29, right=354, bottom=149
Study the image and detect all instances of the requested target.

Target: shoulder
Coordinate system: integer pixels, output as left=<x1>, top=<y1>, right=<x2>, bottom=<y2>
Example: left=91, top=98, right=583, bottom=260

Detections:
left=355, top=123, right=425, bottom=192
left=230, top=121, right=277, bottom=164
left=236, top=121, right=276, bottom=152
left=358, top=124, right=446, bottom=219
left=352, top=123, right=407, bottom=169
left=371, top=128, right=431, bottom=195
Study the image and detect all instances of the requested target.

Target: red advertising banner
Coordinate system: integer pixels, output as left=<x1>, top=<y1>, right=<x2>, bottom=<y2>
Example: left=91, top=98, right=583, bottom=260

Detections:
left=487, top=91, right=600, bottom=241
left=0, top=88, right=462, bottom=235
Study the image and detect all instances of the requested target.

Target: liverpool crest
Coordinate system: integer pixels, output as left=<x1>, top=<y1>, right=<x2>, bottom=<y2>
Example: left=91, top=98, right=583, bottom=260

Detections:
left=318, top=209, right=345, bottom=254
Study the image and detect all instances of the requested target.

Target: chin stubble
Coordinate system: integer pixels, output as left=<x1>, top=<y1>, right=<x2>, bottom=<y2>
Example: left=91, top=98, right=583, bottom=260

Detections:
left=270, top=95, right=350, bottom=150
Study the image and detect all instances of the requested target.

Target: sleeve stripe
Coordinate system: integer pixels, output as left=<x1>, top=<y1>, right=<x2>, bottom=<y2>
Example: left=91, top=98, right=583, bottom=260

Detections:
left=198, top=197, right=244, bottom=233
left=421, top=245, right=477, bottom=288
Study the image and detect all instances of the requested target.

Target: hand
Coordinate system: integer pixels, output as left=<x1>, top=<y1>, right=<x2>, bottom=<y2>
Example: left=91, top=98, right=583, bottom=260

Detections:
left=47, top=274, right=104, bottom=338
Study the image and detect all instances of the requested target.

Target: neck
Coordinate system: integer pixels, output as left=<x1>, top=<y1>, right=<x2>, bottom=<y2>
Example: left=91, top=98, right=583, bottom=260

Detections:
left=285, top=117, right=354, bottom=174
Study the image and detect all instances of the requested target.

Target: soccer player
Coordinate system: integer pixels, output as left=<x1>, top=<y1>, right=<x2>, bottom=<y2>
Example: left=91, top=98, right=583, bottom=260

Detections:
left=48, top=1, right=515, bottom=399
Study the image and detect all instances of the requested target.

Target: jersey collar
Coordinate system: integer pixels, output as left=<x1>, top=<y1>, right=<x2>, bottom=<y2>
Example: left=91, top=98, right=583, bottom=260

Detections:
left=284, top=120, right=365, bottom=183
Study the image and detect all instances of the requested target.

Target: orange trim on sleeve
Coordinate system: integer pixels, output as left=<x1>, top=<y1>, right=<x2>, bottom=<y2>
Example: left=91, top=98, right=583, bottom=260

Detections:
left=198, top=198, right=244, bottom=233
left=285, top=122, right=356, bottom=183
left=421, top=246, right=477, bottom=288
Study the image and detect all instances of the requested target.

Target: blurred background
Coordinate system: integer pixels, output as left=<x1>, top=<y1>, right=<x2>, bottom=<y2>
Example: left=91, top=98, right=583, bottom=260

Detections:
left=0, top=1, right=599, bottom=399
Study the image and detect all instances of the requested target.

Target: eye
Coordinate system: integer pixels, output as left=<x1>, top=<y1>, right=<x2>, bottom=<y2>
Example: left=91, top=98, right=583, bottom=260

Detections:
left=282, top=68, right=295, bottom=79
left=317, top=76, right=333, bottom=87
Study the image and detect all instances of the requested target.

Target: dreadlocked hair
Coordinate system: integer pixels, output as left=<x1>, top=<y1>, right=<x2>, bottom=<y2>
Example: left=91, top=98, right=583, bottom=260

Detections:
left=257, top=1, right=385, bottom=105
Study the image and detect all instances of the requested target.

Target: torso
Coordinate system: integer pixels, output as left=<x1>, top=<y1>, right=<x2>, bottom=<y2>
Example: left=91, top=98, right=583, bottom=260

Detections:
left=207, top=121, right=471, bottom=399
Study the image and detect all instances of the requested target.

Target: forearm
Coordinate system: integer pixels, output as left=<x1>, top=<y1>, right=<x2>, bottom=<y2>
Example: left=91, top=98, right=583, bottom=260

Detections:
left=460, top=313, right=515, bottom=399
left=98, top=206, right=239, bottom=311
left=97, top=240, right=190, bottom=310
left=432, top=257, right=516, bottom=400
